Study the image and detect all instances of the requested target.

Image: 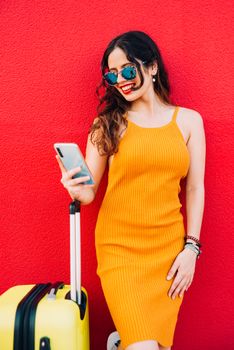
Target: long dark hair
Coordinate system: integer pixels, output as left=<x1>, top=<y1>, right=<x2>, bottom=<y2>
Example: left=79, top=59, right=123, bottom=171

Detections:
left=89, top=30, right=173, bottom=156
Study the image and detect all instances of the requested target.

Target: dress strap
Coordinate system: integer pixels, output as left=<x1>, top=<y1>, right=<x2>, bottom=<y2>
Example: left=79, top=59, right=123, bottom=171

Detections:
left=172, top=106, right=179, bottom=122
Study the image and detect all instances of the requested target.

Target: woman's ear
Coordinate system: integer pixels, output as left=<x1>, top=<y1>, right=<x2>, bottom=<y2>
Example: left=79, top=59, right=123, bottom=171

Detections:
left=151, top=61, right=158, bottom=75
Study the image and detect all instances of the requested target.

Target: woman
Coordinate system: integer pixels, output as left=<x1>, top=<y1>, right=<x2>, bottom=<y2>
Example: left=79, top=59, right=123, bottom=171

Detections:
left=56, top=31, right=206, bottom=350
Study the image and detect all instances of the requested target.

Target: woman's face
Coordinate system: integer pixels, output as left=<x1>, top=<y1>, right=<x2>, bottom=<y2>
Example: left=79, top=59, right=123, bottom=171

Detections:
left=107, top=47, right=157, bottom=101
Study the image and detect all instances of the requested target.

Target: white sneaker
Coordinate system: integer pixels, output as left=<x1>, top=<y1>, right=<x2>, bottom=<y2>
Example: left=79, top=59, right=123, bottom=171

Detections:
left=107, top=331, right=121, bottom=350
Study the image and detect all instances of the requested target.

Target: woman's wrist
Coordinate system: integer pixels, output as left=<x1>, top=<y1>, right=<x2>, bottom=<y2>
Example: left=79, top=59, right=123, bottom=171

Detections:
left=183, top=234, right=202, bottom=259
left=183, top=245, right=198, bottom=258
left=186, top=238, right=198, bottom=244
left=69, top=188, right=95, bottom=205
left=184, top=234, right=202, bottom=247
left=184, top=242, right=202, bottom=259
left=80, top=190, right=96, bottom=205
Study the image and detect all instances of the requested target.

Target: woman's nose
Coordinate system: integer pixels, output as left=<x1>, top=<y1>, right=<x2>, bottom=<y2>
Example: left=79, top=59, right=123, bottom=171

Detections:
left=116, top=72, right=126, bottom=84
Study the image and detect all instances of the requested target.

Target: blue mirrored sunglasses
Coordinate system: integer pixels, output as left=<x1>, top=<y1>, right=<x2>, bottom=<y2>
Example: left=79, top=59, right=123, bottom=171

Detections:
left=103, top=61, right=147, bottom=86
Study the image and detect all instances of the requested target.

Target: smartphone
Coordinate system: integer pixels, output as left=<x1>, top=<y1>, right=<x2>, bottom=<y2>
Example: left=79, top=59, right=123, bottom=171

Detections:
left=54, top=143, right=95, bottom=185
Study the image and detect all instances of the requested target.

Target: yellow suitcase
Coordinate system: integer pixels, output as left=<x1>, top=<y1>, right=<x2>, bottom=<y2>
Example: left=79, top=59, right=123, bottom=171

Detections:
left=0, top=201, right=90, bottom=350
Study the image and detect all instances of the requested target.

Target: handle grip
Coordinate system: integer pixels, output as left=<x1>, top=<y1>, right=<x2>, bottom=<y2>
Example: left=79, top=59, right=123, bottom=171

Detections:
left=47, top=282, right=65, bottom=300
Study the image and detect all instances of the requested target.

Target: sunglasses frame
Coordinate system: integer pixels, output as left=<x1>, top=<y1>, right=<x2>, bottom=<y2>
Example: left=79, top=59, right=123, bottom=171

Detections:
left=103, top=61, right=147, bottom=86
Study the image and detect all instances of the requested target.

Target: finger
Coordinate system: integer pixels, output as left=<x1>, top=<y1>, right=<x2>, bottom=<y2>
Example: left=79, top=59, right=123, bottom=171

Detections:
left=168, top=273, right=186, bottom=298
left=68, top=176, right=91, bottom=186
left=166, top=261, right=180, bottom=280
left=60, top=177, right=67, bottom=188
left=82, top=183, right=95, bottom=189
left=55, top=155, right=67, bottom=173
left=171, top=279, right=188, bottom=300
left=61, top=175, right=94, bottom=190
left=171, top=279, right=188, bottom=299
left=186, top=279, right=193, bottom=291
left=67, top=166, right=82, bottom=178
left=179, top=284, right=188, bottom=298
left=168, top=277, right=182, bottom=298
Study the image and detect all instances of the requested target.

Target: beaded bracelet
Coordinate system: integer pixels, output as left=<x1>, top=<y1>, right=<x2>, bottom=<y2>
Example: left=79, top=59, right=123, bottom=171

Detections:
left=184, top=235, right=202, bottom=248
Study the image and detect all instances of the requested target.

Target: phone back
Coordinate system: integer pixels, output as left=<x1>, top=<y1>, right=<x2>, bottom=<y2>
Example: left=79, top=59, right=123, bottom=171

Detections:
left=54, top=143, right=94, bottom=185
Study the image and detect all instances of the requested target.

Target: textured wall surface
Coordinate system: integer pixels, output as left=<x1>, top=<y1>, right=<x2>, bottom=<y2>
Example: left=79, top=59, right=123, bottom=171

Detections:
left=0, top=1, right=233, bottom=349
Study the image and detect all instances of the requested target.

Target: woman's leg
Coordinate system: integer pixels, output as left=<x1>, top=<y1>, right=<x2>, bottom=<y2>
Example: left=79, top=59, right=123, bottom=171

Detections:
left=122, top=340, right=159, bottom=350
left=118, top=340, right=171, bottom=350
left=117, top=344, right=124, bottom=350
left=158, top=345, right=171, bottom=350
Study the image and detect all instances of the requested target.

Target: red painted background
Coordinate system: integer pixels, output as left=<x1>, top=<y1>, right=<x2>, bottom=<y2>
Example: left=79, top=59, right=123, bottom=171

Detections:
left=1, top=1, right=233, bottom=349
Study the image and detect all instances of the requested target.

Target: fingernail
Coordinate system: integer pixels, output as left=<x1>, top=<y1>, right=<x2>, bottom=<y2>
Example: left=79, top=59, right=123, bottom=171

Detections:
left=166, top=276, right=171, bottom=280
left=172, top=296, right=175, bottom=300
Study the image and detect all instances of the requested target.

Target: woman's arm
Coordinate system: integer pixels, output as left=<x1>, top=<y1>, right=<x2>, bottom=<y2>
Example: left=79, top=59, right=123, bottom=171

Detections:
left=185, top=110, right=206, bottom=243
left=56, top=118, right=108, bottom=205
left=84, top=124, right=108, bottom=199
left=166, top=110, right=206, bottom=299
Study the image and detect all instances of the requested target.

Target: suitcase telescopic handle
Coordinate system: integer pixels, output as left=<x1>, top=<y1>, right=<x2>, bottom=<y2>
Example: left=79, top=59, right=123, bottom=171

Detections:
left=69, top=200, right=81, bottom=304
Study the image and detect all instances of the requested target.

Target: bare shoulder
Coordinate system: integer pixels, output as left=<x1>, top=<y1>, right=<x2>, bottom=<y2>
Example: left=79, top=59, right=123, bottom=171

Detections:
left=178, top=106, right=204, bottom=129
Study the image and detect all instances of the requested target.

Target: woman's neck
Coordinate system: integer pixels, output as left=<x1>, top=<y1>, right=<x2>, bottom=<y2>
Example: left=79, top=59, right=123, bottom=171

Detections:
left=129, top=91, right=172, bottom=118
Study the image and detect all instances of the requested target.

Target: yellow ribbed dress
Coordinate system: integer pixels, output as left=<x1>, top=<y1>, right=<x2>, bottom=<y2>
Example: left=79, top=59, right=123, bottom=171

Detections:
left=95, top=106, right=190, bottom=348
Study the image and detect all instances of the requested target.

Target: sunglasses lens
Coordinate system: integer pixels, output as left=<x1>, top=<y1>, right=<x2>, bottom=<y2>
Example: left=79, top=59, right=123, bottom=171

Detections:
left=122, top=66, right=136, bottom=80
left=103, top=65, right=137, bottom=85
left=104, top=72, right=117, bottom=85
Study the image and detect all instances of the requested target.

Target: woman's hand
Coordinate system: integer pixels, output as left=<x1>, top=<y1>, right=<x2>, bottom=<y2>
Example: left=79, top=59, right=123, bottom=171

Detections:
left=166, top=248, right=197, bottom=299
left=55, top=155, right=95, bottom=205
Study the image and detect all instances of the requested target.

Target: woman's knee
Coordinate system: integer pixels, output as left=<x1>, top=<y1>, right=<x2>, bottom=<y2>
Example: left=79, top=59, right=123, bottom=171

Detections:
left=125, top=340, right=159, bottom=350
left=159, top=345, right=171, bottom=350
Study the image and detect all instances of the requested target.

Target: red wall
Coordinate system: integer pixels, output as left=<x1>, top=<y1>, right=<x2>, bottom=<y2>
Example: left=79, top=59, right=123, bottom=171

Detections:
left=1, top=1, right=233, bottom=349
